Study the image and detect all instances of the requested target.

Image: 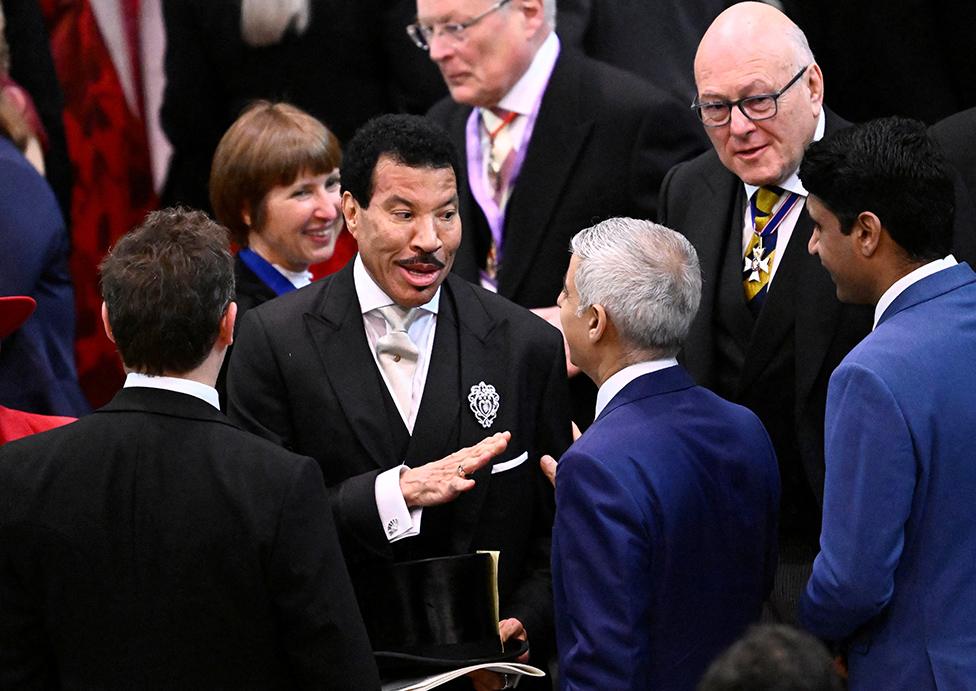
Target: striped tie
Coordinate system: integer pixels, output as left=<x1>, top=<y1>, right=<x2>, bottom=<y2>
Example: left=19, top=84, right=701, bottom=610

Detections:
left=481, top=108, right=519, bottom=284
left=743, top=186, right=784, bottom=312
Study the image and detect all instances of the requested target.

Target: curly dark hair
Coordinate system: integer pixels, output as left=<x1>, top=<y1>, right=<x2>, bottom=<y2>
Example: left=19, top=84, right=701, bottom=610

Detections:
left=341, top=113, right=459, bottom=207
left=99, top=207, right=234, bottom=375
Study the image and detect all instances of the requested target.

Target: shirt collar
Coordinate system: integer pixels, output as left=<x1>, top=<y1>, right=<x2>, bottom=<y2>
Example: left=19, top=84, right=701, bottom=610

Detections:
left=595, top=358, right=679, bottom=419
left=744, top=109, right=826, bottom=201
left=353, top=254, right=440, bottom=315
left=272, top=264, right=313, bottom=289
left=123, top=372, right=221, bottom=410
left=494, top=31, right=559, bottom=116
left=873, top=255, right=957, bottom=329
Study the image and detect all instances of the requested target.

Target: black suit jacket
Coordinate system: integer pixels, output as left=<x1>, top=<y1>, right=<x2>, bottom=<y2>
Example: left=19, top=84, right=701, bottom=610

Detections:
left=428, top=48, right=707, bottom=309
left=659, top=113, right=874, bottom=541
left=0, top=387, right=379, bottom=690
left=227, top=266, right=572, bottom=651
left=160, top=0, right=412, bottom=211
left=931, top=107, right=976, bottom=266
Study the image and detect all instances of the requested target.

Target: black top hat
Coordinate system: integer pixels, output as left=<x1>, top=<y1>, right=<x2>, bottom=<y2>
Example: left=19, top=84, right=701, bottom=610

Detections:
left=356, top=553, right=528, bottom=672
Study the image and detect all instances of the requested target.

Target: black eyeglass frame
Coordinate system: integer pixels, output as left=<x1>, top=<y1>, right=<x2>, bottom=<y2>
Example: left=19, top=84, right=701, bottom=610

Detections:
left=406, top=0, right=513, bottom=51
left=691, top=65, right=811, bottom=127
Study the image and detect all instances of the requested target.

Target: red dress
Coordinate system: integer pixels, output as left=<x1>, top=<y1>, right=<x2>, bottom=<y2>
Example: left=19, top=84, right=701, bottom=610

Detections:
left=40, top=0, right=156, bottom=407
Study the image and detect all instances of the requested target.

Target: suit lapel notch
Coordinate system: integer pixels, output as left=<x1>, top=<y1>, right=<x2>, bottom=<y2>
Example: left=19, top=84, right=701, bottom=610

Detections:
left=305, top=269, right=402, bottom=470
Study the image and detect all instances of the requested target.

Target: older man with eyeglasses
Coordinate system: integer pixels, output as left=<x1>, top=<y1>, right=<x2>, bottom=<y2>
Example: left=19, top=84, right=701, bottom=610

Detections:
left=414, top=0, right=706, bottom=430
left=658, top=1, right=876, bottom=626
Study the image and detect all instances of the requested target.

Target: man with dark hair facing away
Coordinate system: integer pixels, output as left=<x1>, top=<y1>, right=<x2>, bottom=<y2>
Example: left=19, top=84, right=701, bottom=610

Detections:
left=0, top=207, right=380, bottom=689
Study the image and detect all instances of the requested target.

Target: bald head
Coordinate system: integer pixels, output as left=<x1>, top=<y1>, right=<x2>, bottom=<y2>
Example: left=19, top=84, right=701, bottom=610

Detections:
left=696, top=2, right=812, bottom=76
left=693, top=2, right=823, bottom=186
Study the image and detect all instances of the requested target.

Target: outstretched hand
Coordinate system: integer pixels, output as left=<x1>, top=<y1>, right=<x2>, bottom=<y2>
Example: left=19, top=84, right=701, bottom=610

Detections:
left=399, top=431, right=511, bottom=507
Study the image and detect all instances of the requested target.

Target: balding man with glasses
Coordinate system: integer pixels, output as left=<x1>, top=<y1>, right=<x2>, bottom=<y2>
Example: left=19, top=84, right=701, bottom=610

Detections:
left=414, top=0, right=706, bottom=428
left=658, top=2, right=875, bottom=626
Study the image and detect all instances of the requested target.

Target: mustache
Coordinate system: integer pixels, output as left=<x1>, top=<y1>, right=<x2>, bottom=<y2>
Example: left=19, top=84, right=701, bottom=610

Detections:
left=395, top=253, right=446, bottom=269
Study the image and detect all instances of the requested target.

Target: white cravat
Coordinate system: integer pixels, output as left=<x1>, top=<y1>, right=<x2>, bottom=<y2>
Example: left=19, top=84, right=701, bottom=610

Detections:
left=374, top=305, right=421, bottom=417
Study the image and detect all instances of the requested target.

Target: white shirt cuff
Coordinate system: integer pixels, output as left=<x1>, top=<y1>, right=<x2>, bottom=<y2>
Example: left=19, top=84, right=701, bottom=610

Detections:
left=375, top=465, right=423, bottom=542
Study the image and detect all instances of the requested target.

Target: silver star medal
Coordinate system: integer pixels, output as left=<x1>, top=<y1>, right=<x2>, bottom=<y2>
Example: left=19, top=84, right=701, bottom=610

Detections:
left=744, top=242, right=770, bottom=283
left=468, top=381, right=500, bottom=429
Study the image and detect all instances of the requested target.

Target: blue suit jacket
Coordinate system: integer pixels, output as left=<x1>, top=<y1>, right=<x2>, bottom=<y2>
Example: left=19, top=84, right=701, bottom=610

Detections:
left=0, top=136, right=88, bottom=417
left=552, top=365, right=780, bottom=690
left=801, top=262, right=976, bottom=690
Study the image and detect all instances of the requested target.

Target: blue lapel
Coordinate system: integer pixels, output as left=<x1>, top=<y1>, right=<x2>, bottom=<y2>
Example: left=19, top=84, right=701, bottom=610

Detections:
left=877, top=262, right=976, bottom=327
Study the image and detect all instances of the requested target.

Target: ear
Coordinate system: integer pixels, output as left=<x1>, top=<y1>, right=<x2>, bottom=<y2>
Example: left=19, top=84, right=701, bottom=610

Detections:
left=520, top=0, right=547, bottom=33
left=241, top=202, right=252, bottom=228
left=588, top=304, right=608, bottom=344
left=218, top=302, right=238, bottom=348
left=853, top=211, right=883, bottom=257
left=806, top=63, right=825, bottom=114
left=100, top=302, right=116, bottom=344
left=342, top=191, right=361, bottom=240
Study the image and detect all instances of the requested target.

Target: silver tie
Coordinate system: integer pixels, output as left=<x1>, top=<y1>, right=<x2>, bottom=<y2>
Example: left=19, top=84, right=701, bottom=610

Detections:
left=374, top=305, right=420, bottom=416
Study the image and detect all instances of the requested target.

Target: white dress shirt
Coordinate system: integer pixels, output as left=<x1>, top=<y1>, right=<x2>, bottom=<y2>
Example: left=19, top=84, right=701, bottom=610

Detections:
left=353, top=256, right=440, bottom=543
left=124, top=371, right=221, bottom=410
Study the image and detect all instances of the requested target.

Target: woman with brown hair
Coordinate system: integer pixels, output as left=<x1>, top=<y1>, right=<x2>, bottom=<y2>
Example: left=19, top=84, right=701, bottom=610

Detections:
left=210, top=100, right=344, bottom=326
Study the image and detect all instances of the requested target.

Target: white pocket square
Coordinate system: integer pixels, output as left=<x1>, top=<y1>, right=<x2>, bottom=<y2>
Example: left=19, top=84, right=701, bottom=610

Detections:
left=491, top=451, right=528, bottom=474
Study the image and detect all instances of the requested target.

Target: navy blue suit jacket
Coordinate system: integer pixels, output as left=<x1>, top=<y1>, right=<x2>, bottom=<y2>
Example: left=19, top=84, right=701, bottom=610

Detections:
left=0, top=136, right=88, bottom=417
left=801, top=263, right=976, bottom=690
left=552, top=366, right=780, bottom=690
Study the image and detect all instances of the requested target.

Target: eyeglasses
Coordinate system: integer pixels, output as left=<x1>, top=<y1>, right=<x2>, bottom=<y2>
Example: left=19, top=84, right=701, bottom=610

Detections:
left=406, top=0, right=512, bottom=50
left=691, top=65, right=810, bottom=128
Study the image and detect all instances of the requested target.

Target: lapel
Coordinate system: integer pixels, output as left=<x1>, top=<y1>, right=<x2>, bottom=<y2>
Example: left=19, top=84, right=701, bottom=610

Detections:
left=741, top=110, right=856, bottom=399
left=878, top=262, right=976, bottom=327
left=679, top=158, right=742, bottom=383
left=716, top=184, right=756, bottom=348
left=405, top=290, right=461, bottom=467
left=437, top=276, right=509, bottom=553
left=439, top=105, right=484, bottom=283
left=499, top=51, right=593, bottom=299
left=596, top=365, right=696, bottom=423
left=302, top=265, right=403, bottom=470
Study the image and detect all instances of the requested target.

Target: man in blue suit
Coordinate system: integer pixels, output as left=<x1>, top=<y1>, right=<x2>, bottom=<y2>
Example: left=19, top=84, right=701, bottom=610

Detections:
left=547, top=217, right=780, bottom=690
left=800, top=117, right=976, bottom=690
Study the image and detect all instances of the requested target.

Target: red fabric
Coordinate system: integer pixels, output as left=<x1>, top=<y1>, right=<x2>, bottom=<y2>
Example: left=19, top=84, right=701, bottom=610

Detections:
left=310, top=227, right=357, bottom=280
left=40, top=0, right=157, bottom=407
left=0, top=405, right=75, bottom=445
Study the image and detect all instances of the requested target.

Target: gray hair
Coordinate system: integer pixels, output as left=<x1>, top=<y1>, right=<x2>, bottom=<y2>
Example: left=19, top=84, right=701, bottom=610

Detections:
left=543, top=0, right=556, bottom=29
left=786, top=22, right=815, bottom=70
left=570, top=218, right=701, bottom=357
